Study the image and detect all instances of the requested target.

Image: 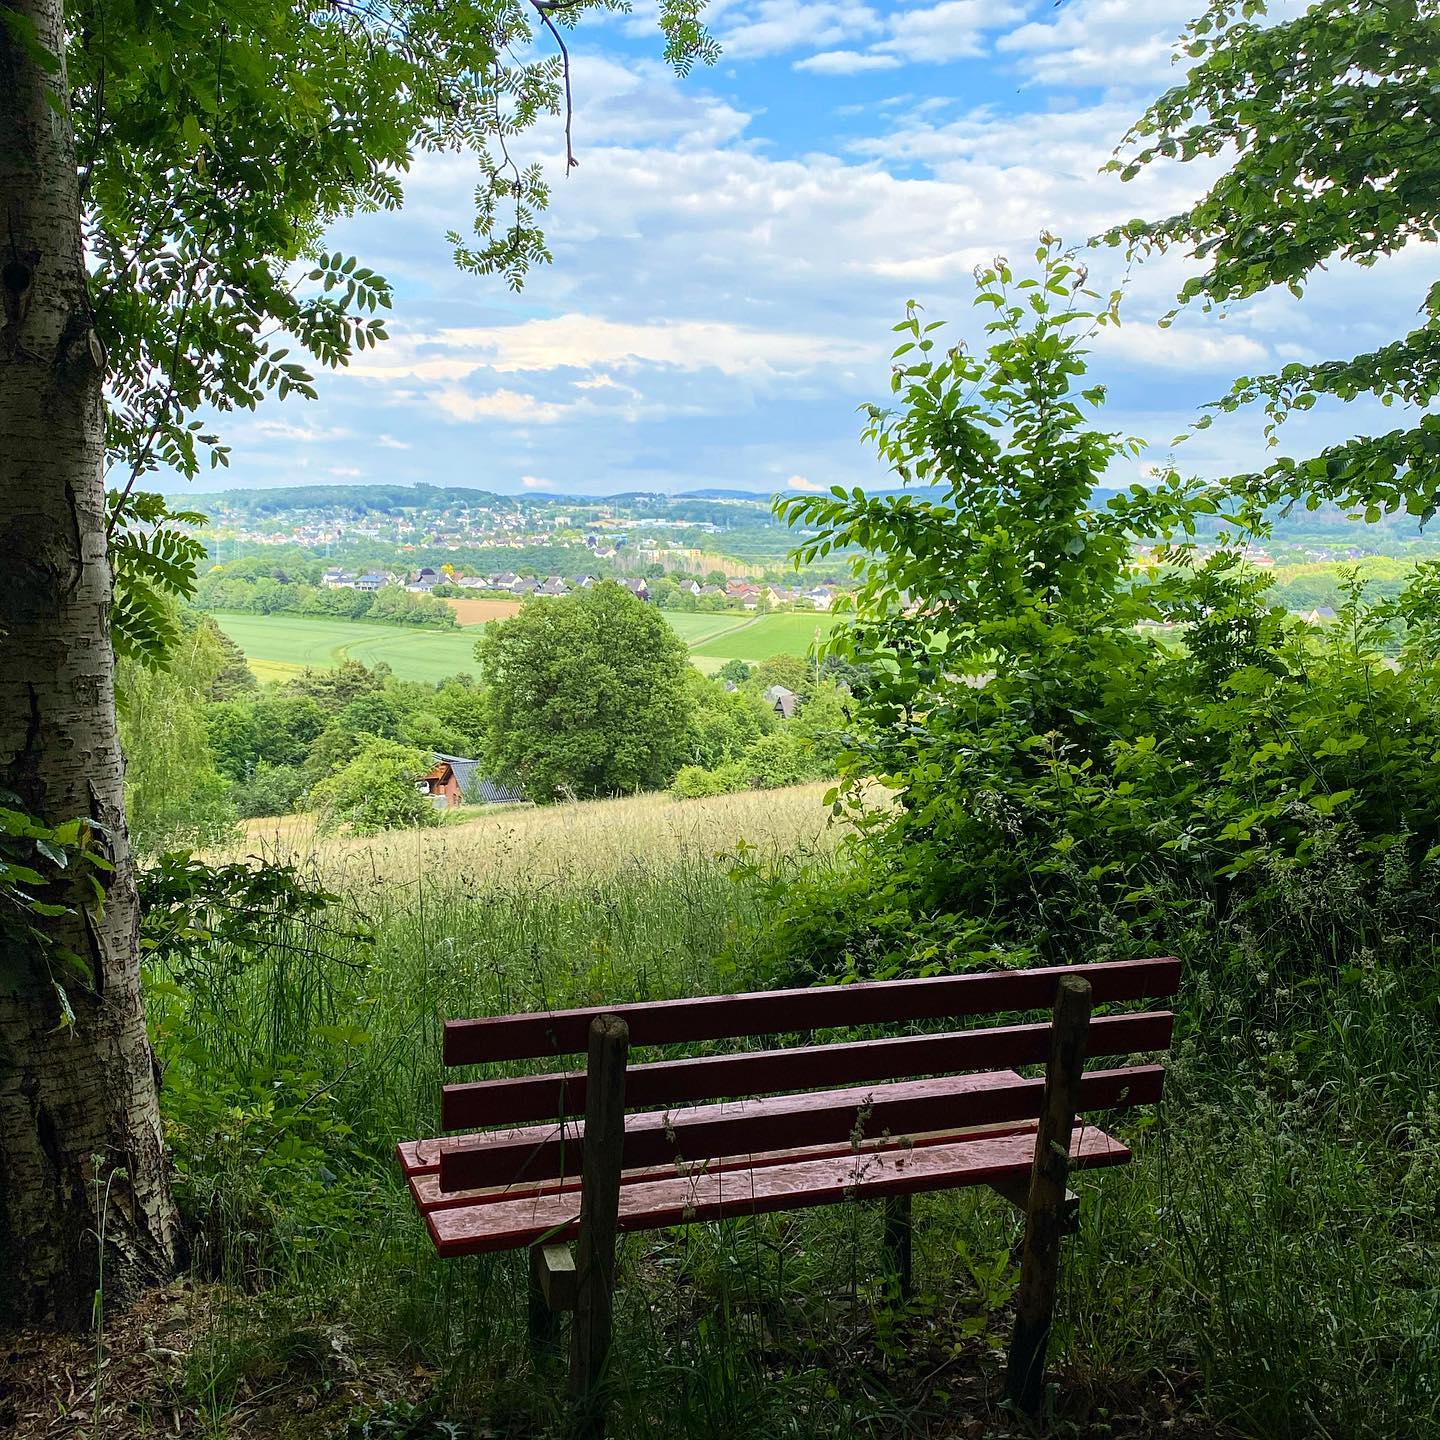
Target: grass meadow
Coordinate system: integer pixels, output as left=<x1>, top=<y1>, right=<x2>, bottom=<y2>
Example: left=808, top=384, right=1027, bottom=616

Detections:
left=207, top=609, right=836, bottom=684
left=75, top=783, right=1437, bottom=1440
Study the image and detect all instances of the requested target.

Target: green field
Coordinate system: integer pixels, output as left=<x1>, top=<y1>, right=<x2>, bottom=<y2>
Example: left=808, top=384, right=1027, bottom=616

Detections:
left=690, top=611, right=837, bottom=662
left=210, top=613, right=483, bottom=684
left=209, top=608, right=838, bottom=684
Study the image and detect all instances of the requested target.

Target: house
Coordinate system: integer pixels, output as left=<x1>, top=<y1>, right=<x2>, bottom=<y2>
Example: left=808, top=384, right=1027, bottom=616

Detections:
left=457, top=575, right=489, bottom=589
left=803, top=587, right=835, bottom=611
left=406, top=574, right=437, bottom=593
left=571, top=574, right=598, bottom=589
left=619, top=577, right=650, bottom=602
left=416, top=758, right=465, bottom=809
left=353, top=572, right=387, bottom=592
left=417, top=755, right=527, bottom=809
left=537, top=576, right=570, bottom=596
left=512, top=576, right=538, bottom=595
left=764, top=684, right=800, bottom=720
left=679, top=579, right=703, bottom=596
left=491, top=572, right=519, bottom=590
left=321, top=567, right=352, bottom=588
left=1299, top=606, right=1338, bottom=625
left=768, top=585, right=799, bottom=606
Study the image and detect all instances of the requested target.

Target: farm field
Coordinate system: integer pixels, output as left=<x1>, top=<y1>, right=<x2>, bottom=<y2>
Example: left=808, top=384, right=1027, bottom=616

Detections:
left=209, top=606, right=838, bottom=683
left=690, top=610, right=837, bottom=662
left=208, top=612, right=483, bottom=684
left=444, top=597, right=523, bottom=625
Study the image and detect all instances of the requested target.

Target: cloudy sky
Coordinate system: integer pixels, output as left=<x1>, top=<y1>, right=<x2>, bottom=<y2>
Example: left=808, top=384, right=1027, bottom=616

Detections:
left=197, top=0, right=1423, bottom=498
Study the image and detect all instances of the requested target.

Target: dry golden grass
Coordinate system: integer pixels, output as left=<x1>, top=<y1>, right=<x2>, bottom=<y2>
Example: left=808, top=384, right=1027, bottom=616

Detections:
left=226, top=782, right=840, bottom=889
left=444, top=596, right=523, bottom=625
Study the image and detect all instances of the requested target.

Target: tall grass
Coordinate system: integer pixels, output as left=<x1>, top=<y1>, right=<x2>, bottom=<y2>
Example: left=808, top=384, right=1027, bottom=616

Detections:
left=148, top=785, right=1440, bottom=1439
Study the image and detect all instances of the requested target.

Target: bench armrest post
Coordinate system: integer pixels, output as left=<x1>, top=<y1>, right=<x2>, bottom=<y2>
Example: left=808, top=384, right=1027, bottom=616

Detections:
left=1004, top=974, right=1092, bottom=1418
left=569, top=1014, right=629, bottom=1438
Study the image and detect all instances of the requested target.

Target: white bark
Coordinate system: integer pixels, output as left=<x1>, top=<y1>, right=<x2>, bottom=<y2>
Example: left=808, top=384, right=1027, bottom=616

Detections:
left=0, top=0, right=179, bottom=1325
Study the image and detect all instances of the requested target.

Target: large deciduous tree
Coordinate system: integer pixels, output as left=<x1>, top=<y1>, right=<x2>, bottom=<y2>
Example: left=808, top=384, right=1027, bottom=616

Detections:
left=0, top=0, right=712, bottom=1326
left=1109, top=0, right=1440, bottom=521
left=1, top=0, right=182, bottom=1326
left=477, top=584, right=694, bottom=799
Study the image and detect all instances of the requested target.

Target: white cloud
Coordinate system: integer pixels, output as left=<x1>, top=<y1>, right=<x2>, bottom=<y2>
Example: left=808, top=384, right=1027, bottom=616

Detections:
left=376, top=434, right=410, bottom=449
left=795, top=49, right=901, bottom=74
left=432, top=388, right=573, bottom=424
left=350, top=314, right=876, bottom=385
left=875, top=0, right=1026, bottom=64
left=721, top=0, right=882, bottom=60
left=520, top=474, right=552, bottom=488
left=1091, top=323, right=1270, bottom=371
left=328, top=465, right=363, bottom=477
left=252, top=419, right=353, bottom=443
left=786, top=474, right=825, bottom=491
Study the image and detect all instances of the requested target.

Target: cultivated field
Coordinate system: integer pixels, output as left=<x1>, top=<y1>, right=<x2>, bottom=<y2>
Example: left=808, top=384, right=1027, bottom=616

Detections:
left=209, top=607, right=839, bottom=683
left=444, top=597, right=523, bottom=625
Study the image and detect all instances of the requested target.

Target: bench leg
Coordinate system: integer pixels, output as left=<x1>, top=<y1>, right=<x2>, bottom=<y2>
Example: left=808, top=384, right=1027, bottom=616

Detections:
left=881, top=1193, right=913, bottom=1303
left=569, top=1015, right=629, bottom=1440
left=529, top=1243, right=575, bottom=1359
left=1004, top=975, right=1092, bottom=1418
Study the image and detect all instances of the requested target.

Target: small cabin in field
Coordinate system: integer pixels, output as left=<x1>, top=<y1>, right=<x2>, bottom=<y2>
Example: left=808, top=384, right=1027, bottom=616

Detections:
left=417, top=755, right=526, bottom=809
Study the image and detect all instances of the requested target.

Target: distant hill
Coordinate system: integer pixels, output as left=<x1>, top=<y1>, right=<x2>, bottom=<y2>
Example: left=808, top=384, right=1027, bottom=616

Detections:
left=181, top=482, right=517, bottom=516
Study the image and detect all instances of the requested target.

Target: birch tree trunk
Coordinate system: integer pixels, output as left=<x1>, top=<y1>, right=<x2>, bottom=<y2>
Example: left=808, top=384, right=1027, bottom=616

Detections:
left=0, top=0, right=180, bottom=1326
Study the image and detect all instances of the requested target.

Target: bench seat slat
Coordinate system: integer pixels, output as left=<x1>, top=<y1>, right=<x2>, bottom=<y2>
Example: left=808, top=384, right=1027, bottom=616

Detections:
left=425, top=1122, right=1131, bottom=1257
left=408, top=1121, right=1042, bottom=1214
left=440, top=1011, right=1175, bottom=1130
left=436, top=1069, right=1020, bottom=1191
left=403, top=1070, right=1028, bottom=1180
left=443, top=957, right=1180, bottom=1065
left=437, top=1064, right=1164, bottom=1193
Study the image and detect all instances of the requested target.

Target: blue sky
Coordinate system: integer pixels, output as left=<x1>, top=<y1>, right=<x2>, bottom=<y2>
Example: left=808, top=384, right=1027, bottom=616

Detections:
left=195, top=0, right=1425, bottom=499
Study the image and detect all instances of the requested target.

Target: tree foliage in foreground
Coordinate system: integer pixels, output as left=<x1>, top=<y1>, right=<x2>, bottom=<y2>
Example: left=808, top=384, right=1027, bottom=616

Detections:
left=771, top=244, right=1440, bottom=991
left=476, top=584, right=694, bottom=799
left=1109, top=0, right=1440, bottom=520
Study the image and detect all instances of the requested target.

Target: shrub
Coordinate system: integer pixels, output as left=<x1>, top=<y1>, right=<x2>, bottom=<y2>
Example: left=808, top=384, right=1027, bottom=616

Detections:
left=671, top=765, right=728, bottom=799
left=308, top=739, right=438, bottom=834
left=231, top=763, right=308, bottom=819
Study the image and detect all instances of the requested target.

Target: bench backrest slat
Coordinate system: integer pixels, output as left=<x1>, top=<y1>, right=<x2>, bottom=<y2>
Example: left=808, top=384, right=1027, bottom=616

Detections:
left=441, top=1010, right=1174, bottom=1131
left=437, top=1063, right=1165, bottom=1193
left=442, top=956, right=1180, bottom=1065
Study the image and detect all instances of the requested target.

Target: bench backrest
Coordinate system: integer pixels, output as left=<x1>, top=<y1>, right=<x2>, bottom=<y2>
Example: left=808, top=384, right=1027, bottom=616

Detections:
left=435, top=956, right=1178, bottom=1194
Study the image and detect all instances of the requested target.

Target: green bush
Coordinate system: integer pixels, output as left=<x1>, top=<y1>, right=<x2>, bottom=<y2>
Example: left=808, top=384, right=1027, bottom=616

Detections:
left=231, top=762, right=309, bottom=819
left=308, top=738, right=439, bottom=834
left=671, top=765, right=728, bottom=799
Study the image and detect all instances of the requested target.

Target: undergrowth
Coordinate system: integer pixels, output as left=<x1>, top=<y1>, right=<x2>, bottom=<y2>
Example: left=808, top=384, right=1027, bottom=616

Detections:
left=135, top=795, right=1440, bottom=1440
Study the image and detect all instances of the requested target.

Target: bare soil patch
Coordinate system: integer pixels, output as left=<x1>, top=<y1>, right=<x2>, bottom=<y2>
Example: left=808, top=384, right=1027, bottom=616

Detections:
left=445, top=597, right=522, bottom=626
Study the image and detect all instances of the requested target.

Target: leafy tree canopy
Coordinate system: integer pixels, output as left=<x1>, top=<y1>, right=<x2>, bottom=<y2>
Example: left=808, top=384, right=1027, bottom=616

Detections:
left=1108, top=0, right=1440, bottom=521
left=476, top=583, right=694, bottom=798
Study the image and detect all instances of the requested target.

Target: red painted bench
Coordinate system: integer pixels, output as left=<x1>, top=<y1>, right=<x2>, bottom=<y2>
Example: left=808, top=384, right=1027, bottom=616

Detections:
left=399, top=957, right=1178, bottom=1432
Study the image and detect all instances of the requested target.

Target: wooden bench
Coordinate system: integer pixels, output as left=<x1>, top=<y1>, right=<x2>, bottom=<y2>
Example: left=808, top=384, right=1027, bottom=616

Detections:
left=398, top=956, right=1178, bottom=1434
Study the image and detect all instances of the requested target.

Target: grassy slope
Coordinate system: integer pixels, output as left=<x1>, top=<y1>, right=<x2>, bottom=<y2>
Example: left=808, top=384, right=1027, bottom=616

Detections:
left=119, top=785, right=1436, bottom=1440
left=209, top=608, right=834, bottom=684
